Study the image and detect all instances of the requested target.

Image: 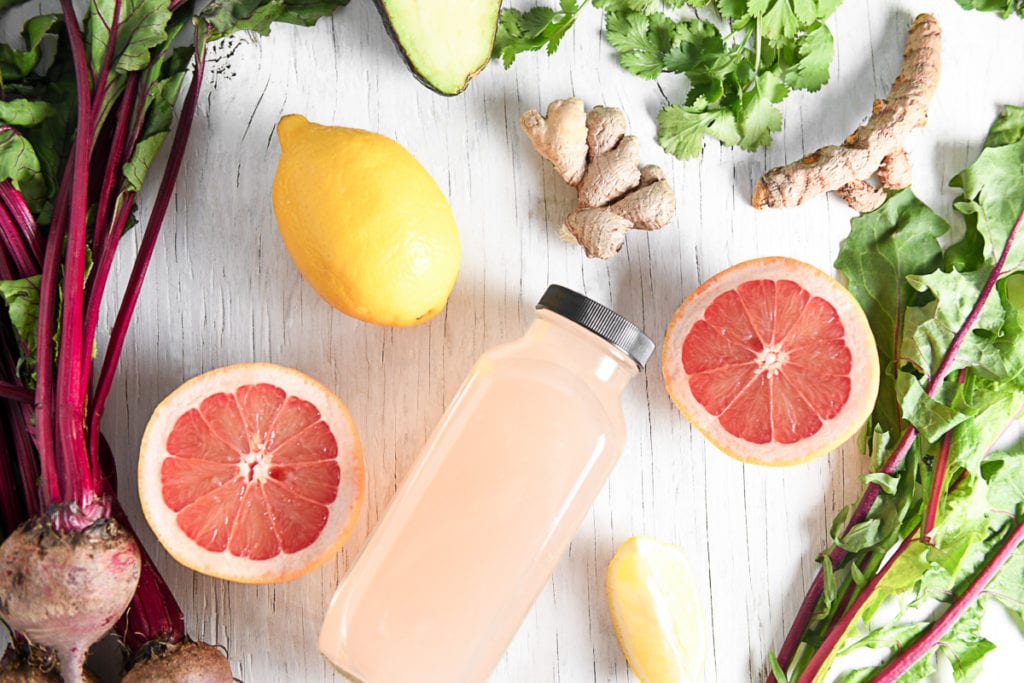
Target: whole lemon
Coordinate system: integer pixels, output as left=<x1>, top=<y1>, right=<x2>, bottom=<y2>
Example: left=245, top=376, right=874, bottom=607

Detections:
left=272, top=114, right=461, bottom=327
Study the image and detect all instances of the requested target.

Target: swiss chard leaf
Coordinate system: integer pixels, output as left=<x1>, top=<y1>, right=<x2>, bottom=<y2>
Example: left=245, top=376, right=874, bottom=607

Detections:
left=86, top=0, right=173, bottom=74
left=899, top=269, right=1006, bottom=380
left=954, top=0, right=1024, bottom=19
left=836, top=189, right=948, bottom=435
left=198, top=0, right=351, bottom=40
left=0, top=275, right=40, bottom=382
left=0, top=14, right=60, bottom=81
left=0, top=128, right=48, bottom=214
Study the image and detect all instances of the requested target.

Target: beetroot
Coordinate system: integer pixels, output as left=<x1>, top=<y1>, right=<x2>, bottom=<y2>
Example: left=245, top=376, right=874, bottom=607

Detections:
left=0, top=643, right=100, bottom=683
left=0, top=517, right=139, bottom=683
left=122, top=641, right=233, bottom=683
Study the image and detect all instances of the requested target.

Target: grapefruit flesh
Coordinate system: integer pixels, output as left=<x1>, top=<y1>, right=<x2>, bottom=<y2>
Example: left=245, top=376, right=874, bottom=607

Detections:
left=139, top=363, right=365, bottom=583
left=663, top=257, right=879, bottom=466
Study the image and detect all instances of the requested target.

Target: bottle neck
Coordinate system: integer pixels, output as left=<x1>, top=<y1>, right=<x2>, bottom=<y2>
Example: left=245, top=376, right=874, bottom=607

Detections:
left=524, top=310, right=640, bottom=393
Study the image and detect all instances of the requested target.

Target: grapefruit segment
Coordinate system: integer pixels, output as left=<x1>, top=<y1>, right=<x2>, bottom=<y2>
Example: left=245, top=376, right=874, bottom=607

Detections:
left=688, top=362, right=758, bottom=415
left=664, top=257, right=879, bottom=466
left=236, top=383, right=287, bottom=445
left=199, top=393, right=250, bottom=453
left=159, top=458, right=238, bottom=511
left=682, top=319, right=759, bottom=372
left=229, top=485, right=279, bottom=560
left=165, top=410, right=238, bottom=462
left=139, top=363, right=365, bottom=583
left=269, top=461, right=341, bottom=504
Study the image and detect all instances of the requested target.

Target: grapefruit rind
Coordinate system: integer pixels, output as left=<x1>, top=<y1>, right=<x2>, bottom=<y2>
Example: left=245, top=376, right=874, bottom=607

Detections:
left=662, top=257, right=879, bottom=466
left=138, top=363, right=365, bottom=584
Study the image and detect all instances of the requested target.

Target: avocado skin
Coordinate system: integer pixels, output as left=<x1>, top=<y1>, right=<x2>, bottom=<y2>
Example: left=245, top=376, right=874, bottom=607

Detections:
left=373, top=0, right=500, bottom=96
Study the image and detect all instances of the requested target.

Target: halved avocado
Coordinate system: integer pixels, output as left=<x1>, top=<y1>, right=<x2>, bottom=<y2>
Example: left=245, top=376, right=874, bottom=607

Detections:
left=376, top=0, right=501, bottom=96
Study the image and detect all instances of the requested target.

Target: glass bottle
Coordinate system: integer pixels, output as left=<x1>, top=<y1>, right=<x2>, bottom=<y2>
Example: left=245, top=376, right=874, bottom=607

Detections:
left=320, top=285, right=653, bottom=682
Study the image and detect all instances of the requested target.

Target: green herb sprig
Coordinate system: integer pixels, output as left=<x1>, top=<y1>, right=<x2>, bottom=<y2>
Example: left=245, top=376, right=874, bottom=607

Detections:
left=494, top=0, right=842, bottom=159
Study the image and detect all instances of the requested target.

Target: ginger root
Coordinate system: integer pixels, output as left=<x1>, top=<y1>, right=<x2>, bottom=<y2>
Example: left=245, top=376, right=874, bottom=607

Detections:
left=520, top=99, right=675, bottom=259
left=752, top=13, right=941, bottom=213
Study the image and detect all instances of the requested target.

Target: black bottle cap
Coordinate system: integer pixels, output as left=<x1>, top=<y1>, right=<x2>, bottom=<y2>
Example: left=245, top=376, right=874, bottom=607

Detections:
left=536, top=285, right=655, bottom=369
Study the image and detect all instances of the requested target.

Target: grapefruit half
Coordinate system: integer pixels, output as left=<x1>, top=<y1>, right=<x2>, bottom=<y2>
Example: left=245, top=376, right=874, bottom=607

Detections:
left=138, top=363, right=365, bottom=583
left=663, top=257, right=879, bottom=466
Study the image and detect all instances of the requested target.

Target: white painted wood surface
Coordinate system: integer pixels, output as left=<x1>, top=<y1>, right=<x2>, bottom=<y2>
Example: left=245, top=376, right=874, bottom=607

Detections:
left=83, top=1, right=1024, bottom=681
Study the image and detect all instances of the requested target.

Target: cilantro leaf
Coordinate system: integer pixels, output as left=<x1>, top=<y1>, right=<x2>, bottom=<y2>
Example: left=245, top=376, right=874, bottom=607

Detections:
left=737, top=70, right=788, bottom=150
left=492, top=0, right=587, bottom=68
left=954, top=0, right=1024, bottom=19
left=780, top=21, right=832, bottom=91
left=604, top=11, right=677, bottom=79
left=594, top=0, right=841, bottom=158
left=657, top=105, right=740, bottom=159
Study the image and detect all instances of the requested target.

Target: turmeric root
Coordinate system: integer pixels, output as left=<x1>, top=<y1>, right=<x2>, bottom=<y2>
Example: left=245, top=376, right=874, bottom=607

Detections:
left=520, top=99, right=675, bottom=259
left=752, top=14, right=941, bottom=213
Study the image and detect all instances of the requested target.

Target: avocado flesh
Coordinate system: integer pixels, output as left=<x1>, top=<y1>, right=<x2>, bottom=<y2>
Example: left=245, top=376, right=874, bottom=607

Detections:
left=378, top=0, right=500, bottom=96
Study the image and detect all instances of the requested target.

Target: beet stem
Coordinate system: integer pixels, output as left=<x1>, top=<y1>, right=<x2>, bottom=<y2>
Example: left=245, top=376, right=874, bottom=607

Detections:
left=89, top=35, right=208, bottom=473
left=795, top=527, right=920, bottom=683
left=872, top=517, right=1024, bottom=683
left=0, top=182, right=42, bottom=265
left=54, top=0, right=97, bottom=518
left=0, top=201, right=37, bottom=275
left=0, top=381, right=32, bottom=402
left=32, top=178, right=70, bottom=507
left=769, top=202, right=1024, bottom=681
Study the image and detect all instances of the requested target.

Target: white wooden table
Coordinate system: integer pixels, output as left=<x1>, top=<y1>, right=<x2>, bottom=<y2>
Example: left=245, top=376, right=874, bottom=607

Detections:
left=90, top=0, right=1024, bottom=680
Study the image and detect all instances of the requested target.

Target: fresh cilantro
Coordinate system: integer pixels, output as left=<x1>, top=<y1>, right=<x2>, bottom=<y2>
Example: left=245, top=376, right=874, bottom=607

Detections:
left=954, top=0, right=1024, bottom=19
left=657, top=105, right=740, bottom=158
left=493, top=0, right=588, bottom=68
left=492, top=0, right=842, bottom=159
left=605, top=0, right=841, bottom=158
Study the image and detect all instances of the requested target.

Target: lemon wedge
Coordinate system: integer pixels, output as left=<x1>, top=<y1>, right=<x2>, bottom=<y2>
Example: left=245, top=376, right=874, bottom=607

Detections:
left=607, top=536, right=707, bottom=683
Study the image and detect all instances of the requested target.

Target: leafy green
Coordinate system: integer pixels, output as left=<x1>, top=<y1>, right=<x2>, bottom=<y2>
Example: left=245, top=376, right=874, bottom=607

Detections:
left=606, top=0, right=839, bottom=157
left=779, top=105, right=1024, bottom=682
left=86, top=0, right=173, bottom=73
left=838, top=189, right=947, bottom=435
left=492, top=0, right=588, bottom=68
left=0, top=15, right=60, bottom=81
left=657, top=105, right=740, bottom=159
left=0, top=276, right=40, bottom=381
left=0, top=128, right=47, bottom=213
left=198, top=0, right=350, bottom=40
left=492, top=0, right=841, bottom=158
left=954, top=0, right=1024, bottom=19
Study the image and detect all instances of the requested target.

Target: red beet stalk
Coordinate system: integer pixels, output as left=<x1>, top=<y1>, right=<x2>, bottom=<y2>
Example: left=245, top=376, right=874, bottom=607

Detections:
left=873, top=518, right=1024, bottom=683
left=0, top=3, right=215, bottom=679
left=769, top=203, right=1024, bottom=681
